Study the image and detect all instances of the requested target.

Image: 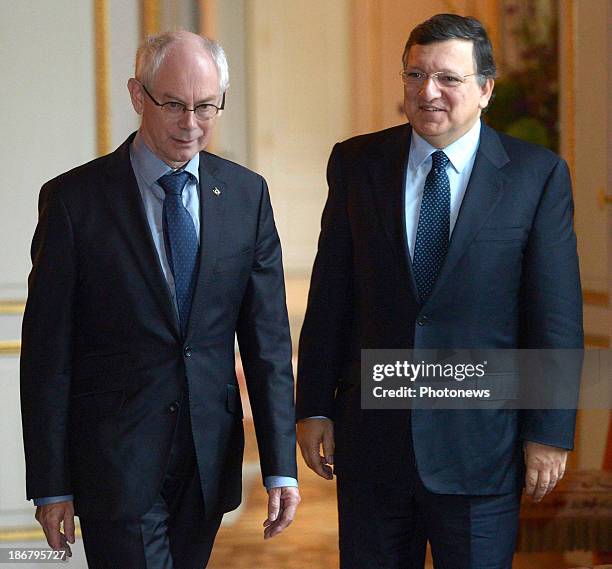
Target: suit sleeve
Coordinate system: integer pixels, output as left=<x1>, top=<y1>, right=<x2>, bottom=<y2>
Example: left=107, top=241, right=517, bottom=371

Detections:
left=518, top=157, right=584, bottom=449
left=296, top=143, right=354, bottom=420
left=236, top=177, right=297, bottom=481
left=20, top=183, right=76, bottom=499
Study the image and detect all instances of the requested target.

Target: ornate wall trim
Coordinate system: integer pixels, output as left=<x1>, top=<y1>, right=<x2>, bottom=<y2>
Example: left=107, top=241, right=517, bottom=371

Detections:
left=198, top=0, right=217, bottom=38
left=583, top=289, right=611, bottom=307
left=560, top=0, right=576, bottom=175
left=0, top=301, right=25, bottom=314
left=94, top=0, right=111, bottom=156
left=0, top=526, right=81, bottom=542
left=142, top=0, right=160, bottom=37
left=585, top=334, right=611, bottom=348
left=350, top=0, right=383, bottom=135
left=0, top=341, right=20, bottom=355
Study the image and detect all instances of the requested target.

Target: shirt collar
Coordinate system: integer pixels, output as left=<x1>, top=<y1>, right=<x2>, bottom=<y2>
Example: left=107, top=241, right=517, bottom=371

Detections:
left=408, top=118, right=481, bottom=174
left=131, top=131, right=200, bottom=189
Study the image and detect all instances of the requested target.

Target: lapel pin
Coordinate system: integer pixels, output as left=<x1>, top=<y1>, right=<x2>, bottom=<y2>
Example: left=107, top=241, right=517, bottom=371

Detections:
left=213, top=187, right=221, bottom=196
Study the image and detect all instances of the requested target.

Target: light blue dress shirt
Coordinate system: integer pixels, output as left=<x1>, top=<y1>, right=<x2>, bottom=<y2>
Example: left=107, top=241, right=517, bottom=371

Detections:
left=404, top=119, right=481, bottom=258
left=130, top=133, right=201, bottom=316
left=33, top=134, right=296, bottom=506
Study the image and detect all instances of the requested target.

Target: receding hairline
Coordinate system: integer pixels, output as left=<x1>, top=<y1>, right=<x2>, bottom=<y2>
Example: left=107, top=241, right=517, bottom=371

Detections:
left=135, top=31, right=229, bottom=92
left=151, top=39, right=217, bottom=75
left=401, top=14, right=496, bottom=82
left=402, top=38, right=476, bottom=67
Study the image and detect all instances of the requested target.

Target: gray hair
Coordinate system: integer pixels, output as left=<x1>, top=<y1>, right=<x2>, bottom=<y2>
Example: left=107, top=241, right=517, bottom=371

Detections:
left=135, top=31, right=229, bottom=93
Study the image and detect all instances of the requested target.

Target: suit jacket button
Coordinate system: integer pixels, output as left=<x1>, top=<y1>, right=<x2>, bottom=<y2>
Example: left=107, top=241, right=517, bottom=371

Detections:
left=184, top=346, right=192, bottom=357
left=417, top=315, right=429, bottom=326
left=168, top=401, right=179, bottom=413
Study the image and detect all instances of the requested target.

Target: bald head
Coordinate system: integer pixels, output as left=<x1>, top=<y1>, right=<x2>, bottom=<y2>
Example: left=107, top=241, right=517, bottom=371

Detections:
left=135, top=31, right=229, bottom=93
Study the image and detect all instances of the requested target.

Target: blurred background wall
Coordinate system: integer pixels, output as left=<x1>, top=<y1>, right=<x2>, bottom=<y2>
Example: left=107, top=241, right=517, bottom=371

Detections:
left=1, top=0, right=609, bottom=291
left=0, top=0, right=609, bottom=566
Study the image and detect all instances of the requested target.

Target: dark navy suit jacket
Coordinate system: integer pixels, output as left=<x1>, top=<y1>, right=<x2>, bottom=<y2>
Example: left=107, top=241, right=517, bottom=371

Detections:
left=296, top=122, right=583, bottom=495
left=21, top=134, right=297, bottom=520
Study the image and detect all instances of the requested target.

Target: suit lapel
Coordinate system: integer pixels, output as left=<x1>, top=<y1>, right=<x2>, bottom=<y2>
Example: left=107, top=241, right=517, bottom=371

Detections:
left=185, top=153, right=227, bottom=340
left=103, top=135, right=181, bottom=338
left=425, top=123, right=510, bottom=304
left=368, top=125, right=419, bottom=299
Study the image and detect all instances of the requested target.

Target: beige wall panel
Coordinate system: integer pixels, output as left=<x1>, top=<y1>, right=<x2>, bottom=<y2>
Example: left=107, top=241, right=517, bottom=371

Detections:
left=608, top=0, right=612, bottom=328
left=378, top=0, right=471, bottom=130
left=352, top=0, right=473, bottom=134
left=0, top=0, right=96, bottom=298
left=573, top=0, right=608, bottom=293
left=110, top=0, right=140, bottom=148
left=215, top=0, right=249, bottom=167
left=584, top=305, right=612, bottom=338
left=247, top=0, right=352, bottom=273
left=0, top=355, right=31, bottom=526
left=160, top=0, right=198, bottom=30
left=573, top=0, right=610, bottom=475
left=577, top=409, right=609, bottom=469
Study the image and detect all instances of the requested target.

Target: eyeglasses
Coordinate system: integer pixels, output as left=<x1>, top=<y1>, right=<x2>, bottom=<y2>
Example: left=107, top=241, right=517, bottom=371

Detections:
left=141, top=83, right=225, bottom=120
left=400, top=70, right=484, bottom=89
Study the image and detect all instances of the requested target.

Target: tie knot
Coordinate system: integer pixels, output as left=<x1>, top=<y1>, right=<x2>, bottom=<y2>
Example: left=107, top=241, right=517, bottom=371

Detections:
left=158, top=171, right=192, bottom=196
left=431, top=150, right=449, bottom=171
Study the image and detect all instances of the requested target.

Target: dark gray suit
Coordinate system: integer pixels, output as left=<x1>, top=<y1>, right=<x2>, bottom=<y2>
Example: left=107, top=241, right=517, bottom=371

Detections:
left=21, top=133, right=296, bottom=529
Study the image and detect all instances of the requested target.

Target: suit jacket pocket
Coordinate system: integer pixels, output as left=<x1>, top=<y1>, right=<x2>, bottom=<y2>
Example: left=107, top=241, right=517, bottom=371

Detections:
left=70, top=387, right=125, bottom=421
left=476, top=372, right=520, bottom=400
left=213, top=248, right=252, bottom=274
left=226, top=384, right=244, bottom=418
left=474, top=227, right=525, bottom=242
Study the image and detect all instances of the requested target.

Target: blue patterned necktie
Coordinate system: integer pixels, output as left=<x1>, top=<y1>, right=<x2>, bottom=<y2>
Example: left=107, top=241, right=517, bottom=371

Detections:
left=412, top=150, right=450, bottom=303
left=158, top=171, right=199, bottom=337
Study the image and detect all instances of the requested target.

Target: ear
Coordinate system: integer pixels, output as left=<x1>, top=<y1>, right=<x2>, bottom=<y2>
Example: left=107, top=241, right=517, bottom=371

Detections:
left=478, top=77, right=495, bottom=110
left=127, top=78, right=144, bottom=115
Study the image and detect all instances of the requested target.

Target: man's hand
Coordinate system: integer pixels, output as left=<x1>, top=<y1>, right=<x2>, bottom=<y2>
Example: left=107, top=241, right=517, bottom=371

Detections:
left=297, top=418, right=334, bottom=480
left=35, top=500, right=75, bottom=555
left=523, top=441, right=568, bottom=502
left=263, top=486, right=300, bottom=539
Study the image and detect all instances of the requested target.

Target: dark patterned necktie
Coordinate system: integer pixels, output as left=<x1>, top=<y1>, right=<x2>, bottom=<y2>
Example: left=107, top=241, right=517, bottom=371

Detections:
left=158, top=171, right=199, bottom=337
left=412, top=150, right=450, bottom=303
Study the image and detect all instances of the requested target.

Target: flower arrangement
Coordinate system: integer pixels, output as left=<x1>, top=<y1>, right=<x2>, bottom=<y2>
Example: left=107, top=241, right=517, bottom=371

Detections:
left=485, top=0, right=559, bottom=152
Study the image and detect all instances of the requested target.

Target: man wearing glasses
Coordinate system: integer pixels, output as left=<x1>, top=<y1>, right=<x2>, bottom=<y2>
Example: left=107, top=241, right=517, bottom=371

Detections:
left=21, top=31, right=299, bottom=568
left=297, top=13, right=582, bottom=569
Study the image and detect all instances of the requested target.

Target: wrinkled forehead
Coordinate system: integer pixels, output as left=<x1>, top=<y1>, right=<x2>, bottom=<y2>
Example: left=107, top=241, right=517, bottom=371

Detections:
left=152, top=45, right=219, bottom=92
left=404, top=39, right=476, bottom=71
